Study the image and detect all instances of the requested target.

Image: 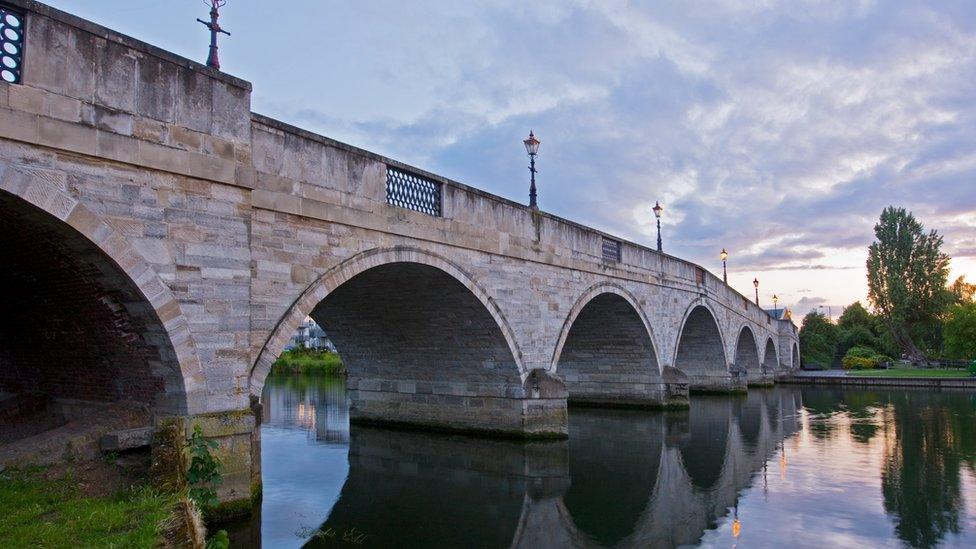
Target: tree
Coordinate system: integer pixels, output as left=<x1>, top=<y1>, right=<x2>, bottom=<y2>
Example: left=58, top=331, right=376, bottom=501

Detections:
left=837, top=301, right=874, bottom=332
left=837, top=301, right=881, bottom=353
left=866, top=206, right=951, bottom=363
left=799, top=310, right=840, bottom=369
left=943, top=303, right=976, bottom=360
left=948, top=276, right=976, bottom=304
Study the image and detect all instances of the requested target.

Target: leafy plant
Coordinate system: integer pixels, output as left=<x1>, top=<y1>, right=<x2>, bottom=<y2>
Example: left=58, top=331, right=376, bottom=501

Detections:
left=187, top=425, right=223, bottom=510
left=206, top=529, right=230, bottom=549
left=968, top=360, right=976, bottom=378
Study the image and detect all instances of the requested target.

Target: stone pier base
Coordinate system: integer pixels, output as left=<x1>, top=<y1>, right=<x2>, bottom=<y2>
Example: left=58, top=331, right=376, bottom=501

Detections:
left=564, top=366, right=690, bottom=409
left=347, top=369, right=568, bottom=439
left=747, top=374, right=775, bottom=387
left=177, top=409, right=261, bottom=520
left=686, top=373, right=747, bottom=394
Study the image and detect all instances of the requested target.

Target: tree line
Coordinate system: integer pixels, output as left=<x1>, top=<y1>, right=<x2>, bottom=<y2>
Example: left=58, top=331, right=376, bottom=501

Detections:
left=799, top=206, right=976, bottom=369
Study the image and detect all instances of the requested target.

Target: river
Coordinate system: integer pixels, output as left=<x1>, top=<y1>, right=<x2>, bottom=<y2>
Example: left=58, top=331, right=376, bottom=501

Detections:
left=222, top=375, right=976, bottom=548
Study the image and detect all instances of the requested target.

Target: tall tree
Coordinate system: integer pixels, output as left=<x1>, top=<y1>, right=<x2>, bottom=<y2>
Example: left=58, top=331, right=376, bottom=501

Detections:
left=866, top=207, right=951, bottom=363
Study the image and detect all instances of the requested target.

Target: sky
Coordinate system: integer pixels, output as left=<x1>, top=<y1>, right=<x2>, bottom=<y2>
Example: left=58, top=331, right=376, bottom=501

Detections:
left=46, top=0, right=976, bottom=320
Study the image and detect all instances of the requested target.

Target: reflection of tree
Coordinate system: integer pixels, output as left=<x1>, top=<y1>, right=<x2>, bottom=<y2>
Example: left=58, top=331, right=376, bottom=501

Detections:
left=843, top=391, right=882, bottom=445
left=881, top=392, right=976, bottom=548
left=800, top=389, right=844, bottom=441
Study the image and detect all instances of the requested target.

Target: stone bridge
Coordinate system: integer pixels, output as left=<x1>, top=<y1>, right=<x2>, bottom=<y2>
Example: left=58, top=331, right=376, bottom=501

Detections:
left=0, top=1, right=798, bottom=509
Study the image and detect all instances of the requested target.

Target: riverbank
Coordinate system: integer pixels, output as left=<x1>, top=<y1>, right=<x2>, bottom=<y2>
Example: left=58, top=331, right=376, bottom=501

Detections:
left=270, top=349, right=346, bottom=376
left=0, top=459, right=176, bottom=547
left=783, top=370, right=976, bottom=389
left=852, top=367, right=970, bottom=378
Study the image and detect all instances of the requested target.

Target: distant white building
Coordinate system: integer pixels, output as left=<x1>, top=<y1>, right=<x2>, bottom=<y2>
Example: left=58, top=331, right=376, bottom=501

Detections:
left=285, top=317, right=336, bottom=352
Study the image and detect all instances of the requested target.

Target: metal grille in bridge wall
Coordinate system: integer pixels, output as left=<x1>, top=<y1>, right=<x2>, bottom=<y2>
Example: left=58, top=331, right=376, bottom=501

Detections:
left=602, top=238, right=621, bottom=262
left=385, top=166, right=442, bottom=217
left=1, top=5, right=25, bottom=84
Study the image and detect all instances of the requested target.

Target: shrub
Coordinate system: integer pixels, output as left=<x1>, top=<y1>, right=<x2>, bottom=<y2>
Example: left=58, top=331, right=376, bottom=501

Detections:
left=842, top=346, right=887, bottom=370
left=842, top=356, right=877, bottom=370
left=270, top=348, right=345, bottom=375
left=969, top=360, right=976, bottom=378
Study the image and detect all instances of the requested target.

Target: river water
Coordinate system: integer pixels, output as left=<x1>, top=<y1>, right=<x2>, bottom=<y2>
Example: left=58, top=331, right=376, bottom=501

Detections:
left=225, top=375, right=976, bottom=548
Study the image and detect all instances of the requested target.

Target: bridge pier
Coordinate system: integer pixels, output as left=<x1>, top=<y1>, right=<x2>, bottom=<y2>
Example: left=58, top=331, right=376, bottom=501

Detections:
left=347, top=369, right=568, bottom=438
left=747, top=370, right=776, bottom=387
left=564, top=366, right=690, bottom=409
left=686, top=372, right=748, bottom=394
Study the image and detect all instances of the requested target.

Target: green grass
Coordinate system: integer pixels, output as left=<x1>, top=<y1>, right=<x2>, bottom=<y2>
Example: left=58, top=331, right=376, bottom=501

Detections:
left=849, top=368, right=972, bottom=378
left=0, top=467, right=176, bottom=548
left=270, top=348, right=346, bottom=375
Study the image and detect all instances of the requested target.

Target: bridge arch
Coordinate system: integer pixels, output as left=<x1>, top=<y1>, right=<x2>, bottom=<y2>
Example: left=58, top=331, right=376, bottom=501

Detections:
left=733, top=325, right=761, bottom=376
left=0, top=167, right=203, bottom=417
left=791, top=342, right=800, bottom=369
left=762, top=337, right=779, bottom=371
left=250, top=246, right=526, bottom=397
left=250, top=246, right=529, bottom=396
left=550, top=283, right=663, bottom=406
left=672, top=302, right=728, bottom=386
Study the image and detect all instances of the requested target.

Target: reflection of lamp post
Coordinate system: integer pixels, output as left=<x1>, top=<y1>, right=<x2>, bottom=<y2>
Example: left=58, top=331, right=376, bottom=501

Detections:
left=523, top=131, right=541, bottom=209
left=732, top=503, right=741, bottom=539
left=720, top=248, right=728, bottom=284
left=780, top=439, right=788, bottom=477
left=753, top=277, right=760, bottom=306
left=653, top=201, right=663, bottom=252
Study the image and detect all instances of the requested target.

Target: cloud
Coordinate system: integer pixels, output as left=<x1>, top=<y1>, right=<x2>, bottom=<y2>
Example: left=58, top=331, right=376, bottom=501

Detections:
left=235, top=0, right=976, bottom=305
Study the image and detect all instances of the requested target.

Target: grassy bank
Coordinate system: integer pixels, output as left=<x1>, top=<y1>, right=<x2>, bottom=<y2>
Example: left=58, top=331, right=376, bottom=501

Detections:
left=850, top=368, right=972, bottom=378
left=270, top=348, right=346, bottom=375
left=0, top=465, right=176, bottom=547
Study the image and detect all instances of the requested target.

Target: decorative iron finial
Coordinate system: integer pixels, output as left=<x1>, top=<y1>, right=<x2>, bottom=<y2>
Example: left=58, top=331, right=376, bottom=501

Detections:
left=197, top=0, right=230, bottom=70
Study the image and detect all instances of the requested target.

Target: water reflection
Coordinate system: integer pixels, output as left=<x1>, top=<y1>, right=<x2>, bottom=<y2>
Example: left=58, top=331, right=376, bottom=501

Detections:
left=230, top=376, right=976, bottom=548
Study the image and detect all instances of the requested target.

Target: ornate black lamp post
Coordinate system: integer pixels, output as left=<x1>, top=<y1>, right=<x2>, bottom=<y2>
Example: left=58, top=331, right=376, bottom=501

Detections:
left=652, top=201, right=663, bottom=252
left=720, top=248, right=728, bottom=283
left=773, top=294, right=779, bottom=317
left=753, top=277, right=760, bottom=306
left=523, top=131, right=540, bottom=209
left=197, top=0, right=231, bottom=70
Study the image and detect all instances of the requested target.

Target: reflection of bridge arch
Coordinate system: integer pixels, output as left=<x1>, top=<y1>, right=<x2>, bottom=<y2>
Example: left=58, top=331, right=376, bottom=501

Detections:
left=562, top=409, right=666, bottom=546
left=306, top=389, right=807, bottom=549
left=622, top=388, right=804, bottom=547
